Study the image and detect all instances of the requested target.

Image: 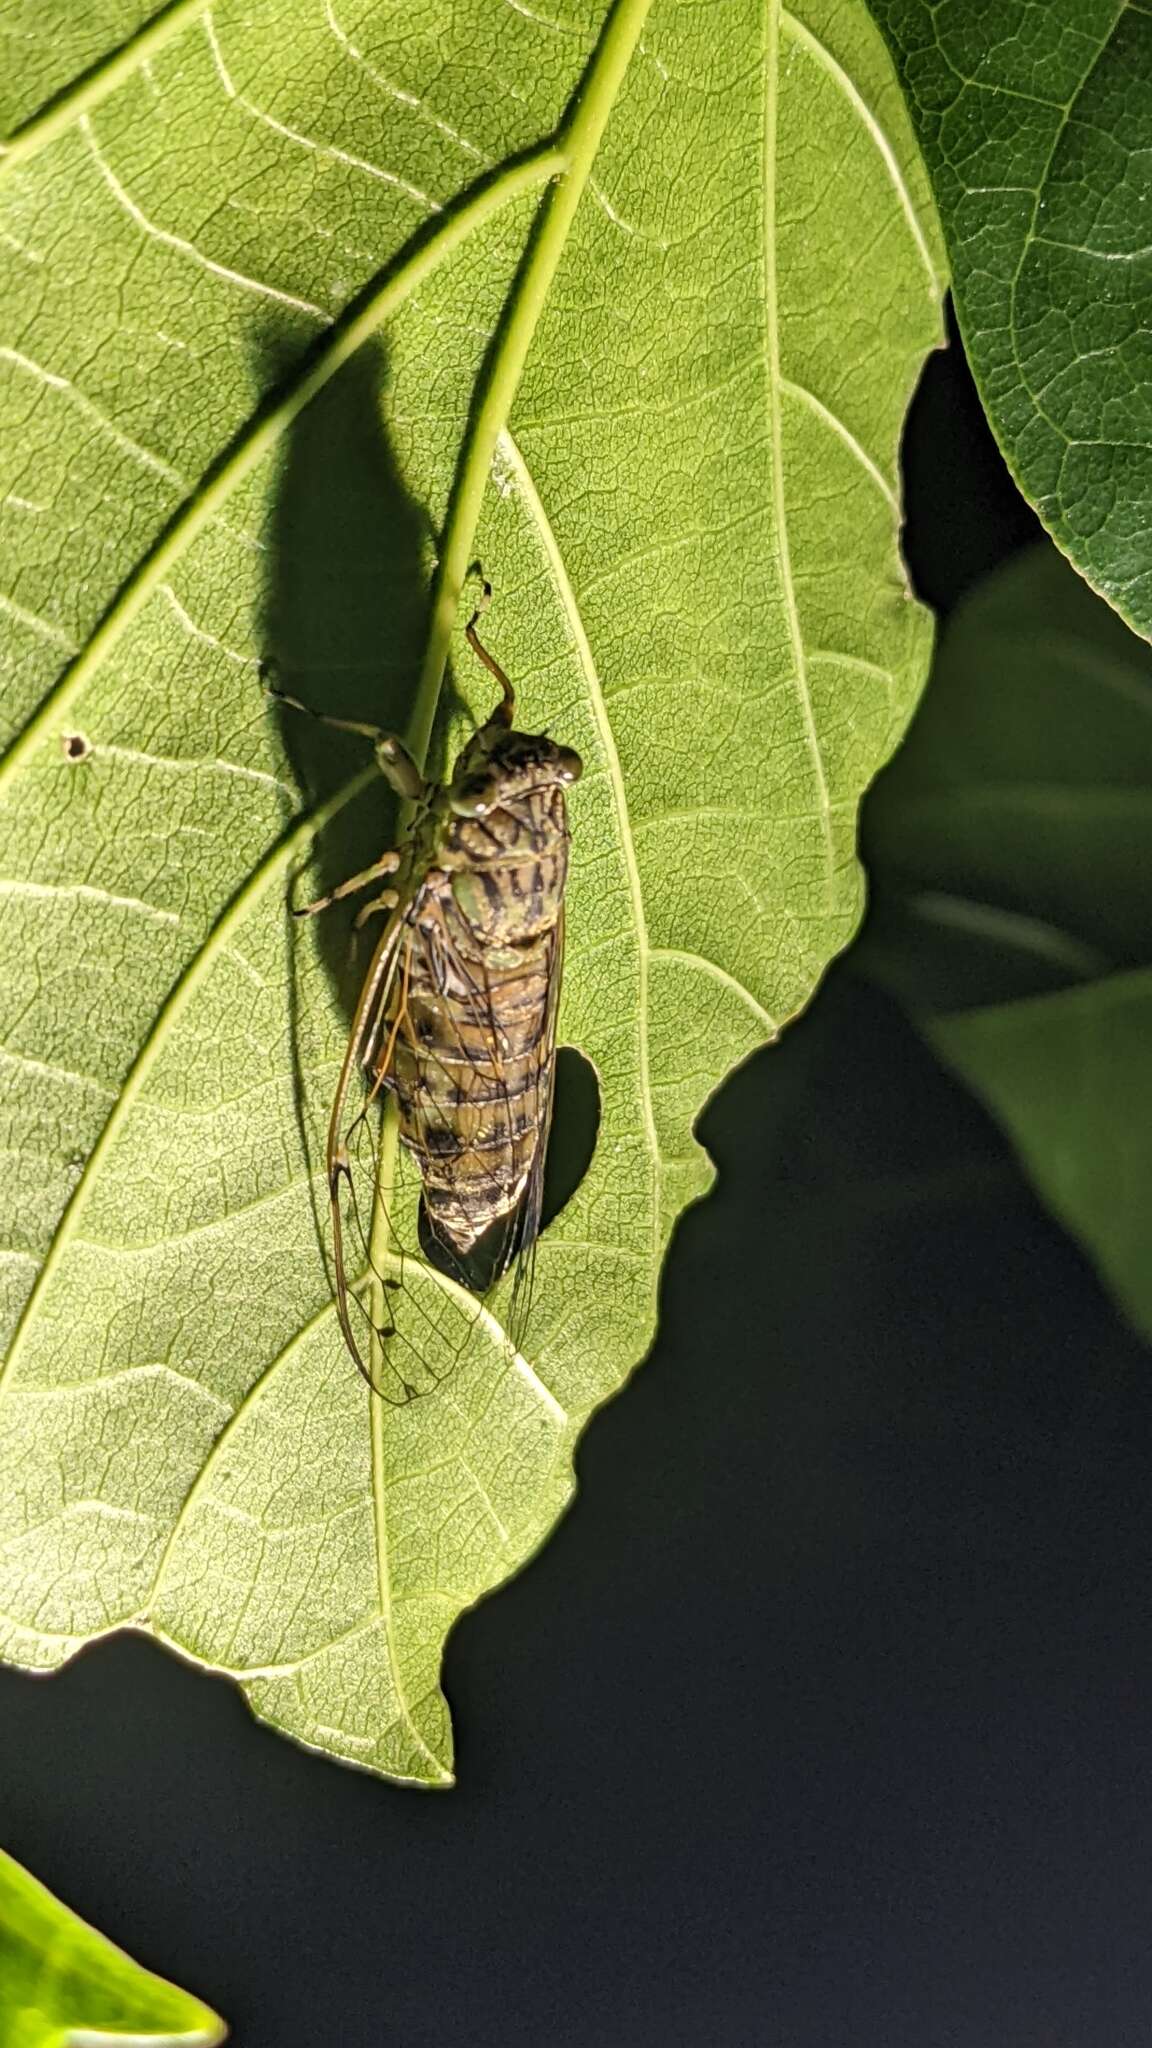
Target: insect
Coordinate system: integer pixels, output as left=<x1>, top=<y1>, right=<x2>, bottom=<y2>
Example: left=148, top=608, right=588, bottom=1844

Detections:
left=267, top=578, right=582, bottom=1398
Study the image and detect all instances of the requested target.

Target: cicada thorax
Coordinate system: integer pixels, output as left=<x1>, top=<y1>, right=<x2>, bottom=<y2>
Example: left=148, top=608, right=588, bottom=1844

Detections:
left=378, top=740, right=575, bottom=1276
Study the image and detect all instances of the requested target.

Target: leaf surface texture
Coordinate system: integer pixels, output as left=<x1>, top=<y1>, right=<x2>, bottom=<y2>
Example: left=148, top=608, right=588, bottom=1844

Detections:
left=0, top=0, right=943, bottom=1781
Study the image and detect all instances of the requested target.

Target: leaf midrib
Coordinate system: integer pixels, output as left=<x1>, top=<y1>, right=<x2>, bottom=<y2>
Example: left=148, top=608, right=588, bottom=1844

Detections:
left=764, top=2, right=834, bottom=904
left=357, top=0, right=659, bottom=1774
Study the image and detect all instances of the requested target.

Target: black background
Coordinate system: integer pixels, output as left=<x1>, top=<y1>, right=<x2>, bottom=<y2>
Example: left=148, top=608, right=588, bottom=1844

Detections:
left=4, top=311, right=1152, bottom=2046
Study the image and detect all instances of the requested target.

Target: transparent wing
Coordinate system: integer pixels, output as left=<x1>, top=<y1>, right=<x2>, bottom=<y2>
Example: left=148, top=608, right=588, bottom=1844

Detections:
left=325, top=901, right=409, bottom=1390
left=328, top=892, right=560, bottom=1403
left=330, top=888, right=568, bottom=1403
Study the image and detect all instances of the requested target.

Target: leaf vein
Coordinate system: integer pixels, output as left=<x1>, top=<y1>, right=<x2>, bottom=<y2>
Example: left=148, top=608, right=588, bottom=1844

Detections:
left=0, top=877, right=181, bottom=927
left=81, top=114, right=330, bottom=320
left=203, top=11, right=439, bottom=214
left=781, top=7, right=939, bottom=294
left=779, top=377, right=898, bottom=511
left=322, top=0, right=491, bottom=167
left=649, top=949, right=778, bottom=1034
left=501, top=431, right=662, bottom=1257
left=764, top=5, right=834, bottom=903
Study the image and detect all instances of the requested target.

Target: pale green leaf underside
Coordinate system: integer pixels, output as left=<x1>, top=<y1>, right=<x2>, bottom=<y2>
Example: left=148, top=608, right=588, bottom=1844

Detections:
left=0, top=0, right=944, bottom=1782
left=0, top=1846, right=224, bottom=2047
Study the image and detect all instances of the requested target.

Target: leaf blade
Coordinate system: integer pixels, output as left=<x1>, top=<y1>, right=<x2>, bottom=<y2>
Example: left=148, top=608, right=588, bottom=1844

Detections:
left=0, top=1847, right=224, bottom=2047
left=868, top=0, right=1152, bottom=639
left=1, top=0, right=944, bottom=1782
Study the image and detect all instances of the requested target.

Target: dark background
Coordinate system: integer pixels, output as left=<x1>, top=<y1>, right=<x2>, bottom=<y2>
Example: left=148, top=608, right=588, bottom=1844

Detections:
left=4, top=310, right=1152, bottom=2046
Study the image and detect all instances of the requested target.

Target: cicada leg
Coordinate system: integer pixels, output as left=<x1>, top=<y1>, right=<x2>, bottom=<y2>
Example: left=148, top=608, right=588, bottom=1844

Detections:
left=291, top=851, right=401, bottom=921
left=352, top=886, right=401, bottom=932
left=260, top=658, right=426, bottom=801
left=465, top=566, right=515, bottom=724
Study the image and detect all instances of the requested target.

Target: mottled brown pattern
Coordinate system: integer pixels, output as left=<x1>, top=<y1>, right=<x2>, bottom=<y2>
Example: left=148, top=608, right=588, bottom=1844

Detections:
left=380, top=738, right=578, bottom=1260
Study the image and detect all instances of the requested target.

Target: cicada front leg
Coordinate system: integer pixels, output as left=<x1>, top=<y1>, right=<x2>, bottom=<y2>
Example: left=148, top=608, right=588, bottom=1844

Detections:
left=260, top=658, right=426, bottom=801
left=260, top=658, right=420, bottom=919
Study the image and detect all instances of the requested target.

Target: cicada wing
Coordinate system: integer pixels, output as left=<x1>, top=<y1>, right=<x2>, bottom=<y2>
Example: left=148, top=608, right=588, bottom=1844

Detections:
left=330, top=895, right=511, bottom=1402
left=326, top=903, right=409, bottom=1390
left=332, top=885, right=567, bottom=1401
left=415, top=908, right=565, bottom=1351
left=405, top=935, right=519, bottom=1292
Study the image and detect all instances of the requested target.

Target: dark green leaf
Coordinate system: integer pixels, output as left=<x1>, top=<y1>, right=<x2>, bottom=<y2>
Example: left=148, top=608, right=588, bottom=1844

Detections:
left=863, top=539, right=1152, bottom=1339
left=868, top=0, right=1152, bottom=639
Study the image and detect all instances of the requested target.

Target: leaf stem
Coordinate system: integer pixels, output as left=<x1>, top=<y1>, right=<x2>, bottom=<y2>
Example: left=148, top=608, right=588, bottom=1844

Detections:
left=0, top=145, right=563, bottom=790
left=365, top=0, right=655, bottom=1388
left=407, top=0, right=657, bottom=769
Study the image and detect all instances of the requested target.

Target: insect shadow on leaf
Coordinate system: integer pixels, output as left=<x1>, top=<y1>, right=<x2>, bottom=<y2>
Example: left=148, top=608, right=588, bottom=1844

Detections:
left=256, top=329, right=432, bottom=1339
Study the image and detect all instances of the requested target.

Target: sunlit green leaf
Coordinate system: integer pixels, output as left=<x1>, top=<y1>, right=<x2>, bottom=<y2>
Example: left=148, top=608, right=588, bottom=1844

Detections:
left=0, top=0, right=944, bottom=1783
left=0, top=1846, right=224, bottom=2047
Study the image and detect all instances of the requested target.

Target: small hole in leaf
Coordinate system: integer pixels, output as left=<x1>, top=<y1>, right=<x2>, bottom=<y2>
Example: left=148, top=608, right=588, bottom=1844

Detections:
left=61, top=732, right=91, bottom=762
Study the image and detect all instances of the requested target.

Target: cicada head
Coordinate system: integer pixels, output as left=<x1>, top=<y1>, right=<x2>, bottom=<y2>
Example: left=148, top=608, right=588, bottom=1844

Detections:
left=448, top=721, right=582, bottom=819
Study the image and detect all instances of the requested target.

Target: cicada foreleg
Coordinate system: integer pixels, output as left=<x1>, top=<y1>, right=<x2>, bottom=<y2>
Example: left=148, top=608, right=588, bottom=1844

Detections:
left=465, top=568, right=515, bottom=726
left=260, top=658, right=427, bottom=801
left=260, top=658, right=421, bottom=920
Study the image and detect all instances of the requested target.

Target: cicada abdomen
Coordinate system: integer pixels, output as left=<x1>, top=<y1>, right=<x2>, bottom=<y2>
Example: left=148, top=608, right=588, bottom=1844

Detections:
left=272, top=581, right=581, bottom=1400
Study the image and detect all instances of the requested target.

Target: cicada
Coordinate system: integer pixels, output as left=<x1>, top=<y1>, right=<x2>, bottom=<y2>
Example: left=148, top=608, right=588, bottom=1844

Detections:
left=268, top=581, right=582, bottom=1398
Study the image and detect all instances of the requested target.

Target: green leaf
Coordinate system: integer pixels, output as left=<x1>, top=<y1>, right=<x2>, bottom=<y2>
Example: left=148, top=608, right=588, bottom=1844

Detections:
left=934, top=972, right=1152, bottom=1341
left=0, top=1846, right=224, bottom=2047
left=867, top=0, right=1152, bottom=640
left=0, top=0, right=944, bottom=1783
left=862, top=540, right=1152, bottom=1341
